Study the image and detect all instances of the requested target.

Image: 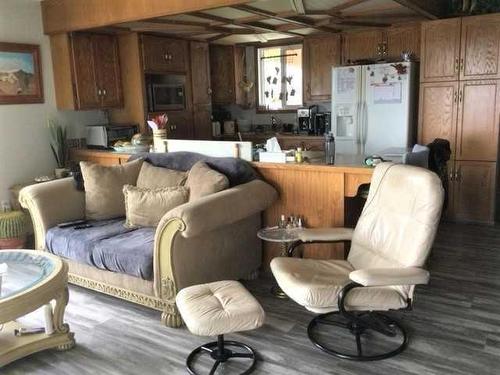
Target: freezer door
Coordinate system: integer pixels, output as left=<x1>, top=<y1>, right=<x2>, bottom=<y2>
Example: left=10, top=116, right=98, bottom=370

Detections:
left=331, top=66, right=363, bottom=154
left=362, top=62, right=415, bottom=156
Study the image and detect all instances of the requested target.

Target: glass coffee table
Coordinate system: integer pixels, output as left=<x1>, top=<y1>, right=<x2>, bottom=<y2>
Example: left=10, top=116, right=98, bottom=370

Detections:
left=257, top=227, right=302, bottom=299
left=0, top=250, right=74, bottom=367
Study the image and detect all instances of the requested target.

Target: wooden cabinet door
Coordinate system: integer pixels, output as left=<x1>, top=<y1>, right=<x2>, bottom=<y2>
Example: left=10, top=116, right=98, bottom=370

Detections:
left=142, top=35, right=188, bottom=73
left=210, top=45, right=235, bottom=104
left=418, top=82, right=459, bottom=155
left=190, top=41, right=211, bottom=106
left=385, top=23, right=421, bottom=61
left=420, top=18, right=461, bottom=82
left=304, top=35, right=341, bottom=102
left=193, top=105, right=212, bottom=140
left=70, top=33, right=99, bottom=109
left=456, top=80, right=500, bottom=161
left=341, top=30, right=384, bottom=64
left=460, top=14, right=500, bottom=80
left=92, top=34, right=123, bottom=108
left=452, top=161, right=496, bottom=223
left=166, top=111, right=193, bottom=139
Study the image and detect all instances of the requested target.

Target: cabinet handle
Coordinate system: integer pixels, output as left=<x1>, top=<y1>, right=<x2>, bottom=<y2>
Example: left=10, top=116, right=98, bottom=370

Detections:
left=455, top=168, right=461, bottom=182
left=102, top=88, right=107, bottom=96
left=454, top=58, right=459, bottom=72
left=459, top=90, right=463, bottom=102
left=449, top=170, right=454, bottom=181
left=454, top=91, right=457, bottom=103
left=460, top=58, right=464, bottom=71
left=207, top=87, right=212, bottom=95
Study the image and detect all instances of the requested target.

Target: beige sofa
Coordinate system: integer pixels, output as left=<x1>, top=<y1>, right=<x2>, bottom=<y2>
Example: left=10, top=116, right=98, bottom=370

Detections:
left=19, top=177, right=277, bottom=327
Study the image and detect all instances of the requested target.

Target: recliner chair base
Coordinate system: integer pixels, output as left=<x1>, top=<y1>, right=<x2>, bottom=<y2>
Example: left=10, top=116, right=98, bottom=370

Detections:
left=307, top=311, right=408, bottom=361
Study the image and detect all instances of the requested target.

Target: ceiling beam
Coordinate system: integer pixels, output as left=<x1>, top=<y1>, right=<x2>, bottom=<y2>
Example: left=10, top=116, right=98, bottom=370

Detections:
left=138, top=18, right=258, bottom=34
left=313, top=17, right=390, bottom=28
left=207, top=33, right=231, bottom=42
left=391, top=0, right=441, bottom=19
left=290, top=0, right=306, bottom=15
left=232, top=4, right=340, bottom=33
left=327, top=0, right=370, bottom=13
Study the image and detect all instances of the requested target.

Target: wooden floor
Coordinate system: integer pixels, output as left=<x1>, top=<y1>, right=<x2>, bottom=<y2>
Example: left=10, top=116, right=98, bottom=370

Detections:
left=3, top=222, right=500, bottom=374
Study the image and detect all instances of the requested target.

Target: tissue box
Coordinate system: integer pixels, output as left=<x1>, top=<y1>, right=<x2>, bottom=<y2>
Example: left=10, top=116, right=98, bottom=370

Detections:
left=259, top=151, right=287, bottom=163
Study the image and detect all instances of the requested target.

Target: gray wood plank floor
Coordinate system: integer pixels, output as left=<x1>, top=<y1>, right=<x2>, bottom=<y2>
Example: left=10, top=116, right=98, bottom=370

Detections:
left=3, top=222, right=500, bottom=374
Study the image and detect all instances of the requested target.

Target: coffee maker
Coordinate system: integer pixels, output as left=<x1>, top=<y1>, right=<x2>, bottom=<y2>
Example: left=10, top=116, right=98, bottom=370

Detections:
left=313, top=112, right=331, bottom=135
left=297, top=105, right=318, bottom=134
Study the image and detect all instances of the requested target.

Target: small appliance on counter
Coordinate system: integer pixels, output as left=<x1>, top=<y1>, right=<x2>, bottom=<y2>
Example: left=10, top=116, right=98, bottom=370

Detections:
left=86, top=123, right=138, bottom=149
left=313, top=112, right=331, bottom=136
left=297, top=105, right=318, bottom=135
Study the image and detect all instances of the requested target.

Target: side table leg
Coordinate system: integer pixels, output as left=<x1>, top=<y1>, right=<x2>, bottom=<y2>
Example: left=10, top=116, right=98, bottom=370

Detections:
left=271, top=242, right=290, bottom=299
left=52, top=287, right=75, bottom=351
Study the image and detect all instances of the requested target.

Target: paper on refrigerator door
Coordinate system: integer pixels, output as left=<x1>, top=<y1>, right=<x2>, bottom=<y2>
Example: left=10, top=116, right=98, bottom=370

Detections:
left=372, top=83, right=402, bottom=104
left=335, top=68, right=357, bottom=101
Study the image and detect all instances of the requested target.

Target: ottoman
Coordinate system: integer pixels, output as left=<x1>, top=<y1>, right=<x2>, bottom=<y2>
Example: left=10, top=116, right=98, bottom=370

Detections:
left=176, top=280, right=265, bottom=375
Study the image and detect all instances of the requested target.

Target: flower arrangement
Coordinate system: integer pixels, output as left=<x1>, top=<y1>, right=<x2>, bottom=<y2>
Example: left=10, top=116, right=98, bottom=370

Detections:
left=148, top=113, right=168, bottom=131
left=47, top=119, right=67, bottom=168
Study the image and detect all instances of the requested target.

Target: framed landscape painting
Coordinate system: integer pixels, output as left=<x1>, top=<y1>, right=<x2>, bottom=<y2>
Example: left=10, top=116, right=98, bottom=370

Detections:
left=0, top=42, right=44, bottom=104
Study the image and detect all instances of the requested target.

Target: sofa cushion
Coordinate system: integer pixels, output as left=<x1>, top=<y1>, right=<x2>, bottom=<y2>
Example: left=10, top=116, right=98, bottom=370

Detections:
left=80, top=159, right=143, bottom=220
left=91, top=227, right=155, bottom=280
left=123, top=185, right=188, bottom=227
left=129, top=151, right=257, bottom=187
left=186, top=161, right=229, bottom=201
left=136, top=161, right=187, bottom=189
left=45, top=219, right=155, bottom=280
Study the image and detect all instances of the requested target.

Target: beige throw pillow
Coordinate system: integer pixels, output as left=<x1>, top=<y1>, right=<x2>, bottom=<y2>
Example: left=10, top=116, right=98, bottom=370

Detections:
left=136, top=161, right=187, bottom=188
left=186, top=161, right=229, bottom=201
left=123, top=185, right=188, bottom=228
left=80, top=159, right=143, bottom=220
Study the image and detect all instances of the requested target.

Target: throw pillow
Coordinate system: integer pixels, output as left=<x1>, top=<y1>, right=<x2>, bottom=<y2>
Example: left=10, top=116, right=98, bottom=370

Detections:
left=136, top=161, right=187, bottom=188
left=186, top=161, right=229, bottom=201
left=123, top=185, right=189, bottom=228
left=80, top=158, right=143, bottom=220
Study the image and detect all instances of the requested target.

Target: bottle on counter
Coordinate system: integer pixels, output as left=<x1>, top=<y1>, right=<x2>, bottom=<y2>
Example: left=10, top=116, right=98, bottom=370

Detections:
left=325, top=133, right=335, bottom=165
left=295, top=147, right=304, bottom=163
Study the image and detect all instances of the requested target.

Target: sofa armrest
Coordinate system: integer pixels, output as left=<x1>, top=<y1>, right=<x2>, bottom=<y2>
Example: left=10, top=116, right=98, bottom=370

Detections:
left=158, top=179, right=278, bottom=238
left=349, top=267, right=430, bottom=287
left=19, top=178, right=85, bottom=249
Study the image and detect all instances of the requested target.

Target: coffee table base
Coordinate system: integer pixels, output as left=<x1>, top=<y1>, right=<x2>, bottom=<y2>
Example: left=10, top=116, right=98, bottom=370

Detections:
left=0, top=321, right=75, bottom=367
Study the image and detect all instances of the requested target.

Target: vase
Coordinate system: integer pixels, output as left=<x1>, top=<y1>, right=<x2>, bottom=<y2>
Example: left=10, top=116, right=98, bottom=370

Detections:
left=153, top=129, right=167, bottom=153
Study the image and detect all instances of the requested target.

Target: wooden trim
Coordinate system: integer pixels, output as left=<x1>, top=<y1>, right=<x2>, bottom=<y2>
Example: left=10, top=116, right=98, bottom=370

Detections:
left=41, top=0, right=253, bottom=34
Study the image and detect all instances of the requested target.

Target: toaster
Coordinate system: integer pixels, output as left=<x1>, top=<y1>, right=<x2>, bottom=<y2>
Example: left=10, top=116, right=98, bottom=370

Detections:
left=86, top=124, right=138, bottom=149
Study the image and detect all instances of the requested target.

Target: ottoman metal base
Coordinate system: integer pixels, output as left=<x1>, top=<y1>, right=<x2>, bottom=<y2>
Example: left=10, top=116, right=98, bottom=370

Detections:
left=187, top=334, right=257, bottom=375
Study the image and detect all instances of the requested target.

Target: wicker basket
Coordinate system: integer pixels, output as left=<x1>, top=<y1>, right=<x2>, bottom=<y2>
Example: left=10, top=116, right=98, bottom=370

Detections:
left=0, top=211, right=27, bottom=250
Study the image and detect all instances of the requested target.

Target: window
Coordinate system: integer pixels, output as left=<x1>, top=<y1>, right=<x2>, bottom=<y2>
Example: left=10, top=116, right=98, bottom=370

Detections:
left=257, top=44, right=303, bottom=111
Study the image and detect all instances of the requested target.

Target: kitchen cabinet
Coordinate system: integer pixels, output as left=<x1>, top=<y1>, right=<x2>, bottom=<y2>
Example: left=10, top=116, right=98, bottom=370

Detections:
left=209, top=45, right=248, bottom=106
left=420, top=18, right=461, bottom=82
left=460, top=13, right=500, bottom=80
left=50, top=32, right=123, bottom=110
left=418, top=82, right=459, bottom=155
left=451, top=161, right=497, bottom=223
left=456, top=80, right=500, bottom=161
left=190, top=41, right=212, bottom=139
left=142, top=35, right=188, bottom=73
left=341, top=30, right=385, bottom=64
left=164, top=111, right=193, bottom=139
left=304, top=34, right=341, bottom=102
left=385, top=23, right=421, bottom=61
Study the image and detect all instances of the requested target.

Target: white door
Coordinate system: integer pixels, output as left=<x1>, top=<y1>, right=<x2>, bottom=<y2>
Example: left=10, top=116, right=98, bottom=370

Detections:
left=362, top=62, right=414, bottom=156
left=331, top=65, right=362, bottom=155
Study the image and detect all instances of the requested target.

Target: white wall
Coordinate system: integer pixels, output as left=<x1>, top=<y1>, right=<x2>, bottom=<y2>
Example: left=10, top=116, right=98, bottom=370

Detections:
left=0, top=0, right=105, bottom=202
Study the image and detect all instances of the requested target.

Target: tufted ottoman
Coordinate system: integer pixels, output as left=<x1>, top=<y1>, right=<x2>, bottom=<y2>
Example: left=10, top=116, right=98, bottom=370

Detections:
left=176, top=280, right=265, bottom=375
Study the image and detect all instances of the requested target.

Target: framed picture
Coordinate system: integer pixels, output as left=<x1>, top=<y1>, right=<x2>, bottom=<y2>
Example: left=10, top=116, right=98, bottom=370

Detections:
left=0, top=42, right=44, bottom=104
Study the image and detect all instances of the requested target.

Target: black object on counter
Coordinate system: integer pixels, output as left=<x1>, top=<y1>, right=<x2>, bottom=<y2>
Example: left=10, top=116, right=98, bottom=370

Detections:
left=325, top=134, right=335, bottom=165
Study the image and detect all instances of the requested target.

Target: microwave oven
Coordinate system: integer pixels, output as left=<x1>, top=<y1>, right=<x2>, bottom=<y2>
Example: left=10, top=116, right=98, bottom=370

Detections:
left=146, top=74, right=186, bottom=112
left=86, top=124, right=138, bottom=149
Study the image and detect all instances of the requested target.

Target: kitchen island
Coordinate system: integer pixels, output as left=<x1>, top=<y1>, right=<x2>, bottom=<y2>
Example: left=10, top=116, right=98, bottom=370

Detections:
left=69, top=148, right=373, bottom=265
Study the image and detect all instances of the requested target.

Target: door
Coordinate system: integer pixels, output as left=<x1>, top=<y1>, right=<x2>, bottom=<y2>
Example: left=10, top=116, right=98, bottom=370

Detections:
left=452, top=161, right=496, bottom=223
left=341, top=30, right=384, bottom=65
left=70, top=33, right=100, bottom=109
left=456, top=80, right=500, bottom=161
left=93, top=34, right=123, bottom=108
left=190, top=41, right=211, bottom=106
left=460, top=13, right=500, bottom=80
left=210, top=45, right=235, bottom=104
left=420, top=18, right=461, bottom=82
left=418, top=81, right=459, bottom=156
left=304, top=35, right=341, bottom=102
left=142, top=35, right=188, bottom=73
left=165, top=111, right=193, bottom=139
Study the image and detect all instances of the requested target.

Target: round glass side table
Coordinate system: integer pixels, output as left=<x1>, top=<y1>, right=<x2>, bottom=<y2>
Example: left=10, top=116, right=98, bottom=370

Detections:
left=257, top=226, right=302, bottom=299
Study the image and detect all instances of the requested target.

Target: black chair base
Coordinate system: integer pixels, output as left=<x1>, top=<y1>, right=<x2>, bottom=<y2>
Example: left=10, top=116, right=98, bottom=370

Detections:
left=187, top=334, right=257, bottom=375
left=307, top=311, right=408, bottom=361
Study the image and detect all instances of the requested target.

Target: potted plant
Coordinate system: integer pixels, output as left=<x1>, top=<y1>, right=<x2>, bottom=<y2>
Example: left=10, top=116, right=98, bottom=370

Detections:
left=47, top=119, right=69, bottom=178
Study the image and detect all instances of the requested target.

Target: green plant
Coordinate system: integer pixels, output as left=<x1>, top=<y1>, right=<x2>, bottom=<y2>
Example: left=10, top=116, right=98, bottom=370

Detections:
left=47, top=119, right=67, bottom=168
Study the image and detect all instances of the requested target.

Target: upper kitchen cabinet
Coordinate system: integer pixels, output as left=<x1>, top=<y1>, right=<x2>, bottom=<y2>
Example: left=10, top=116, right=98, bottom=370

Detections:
left=460, top=13, right=500, bottom=80
left=50, top=32, right=123, bottom=110
left=141, top=35, right=188, bottom=73
left=385, top=23, right=421, bottom=61
left=304, top=34, right=341, bottom=102
left=420, top=18, right=461, bottom=82
left=209, top=45, right=249, bottom=106
left=341, top=30, right=385, bottom=64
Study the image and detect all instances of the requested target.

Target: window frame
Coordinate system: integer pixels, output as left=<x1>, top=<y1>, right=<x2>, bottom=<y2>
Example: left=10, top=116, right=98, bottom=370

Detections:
left=255, top=42, right=304, bottom=113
